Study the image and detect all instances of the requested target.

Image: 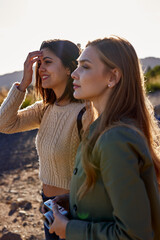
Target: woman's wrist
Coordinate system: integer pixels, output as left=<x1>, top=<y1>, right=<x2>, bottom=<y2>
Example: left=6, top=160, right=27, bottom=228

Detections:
left=17, top=80, right=27, bottom=92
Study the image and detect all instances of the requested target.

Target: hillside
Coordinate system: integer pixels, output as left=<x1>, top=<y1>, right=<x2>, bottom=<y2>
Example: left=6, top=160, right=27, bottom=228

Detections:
left=140, top=57, right=160, bottom=72
left=0, top=71, right=23, bottom=89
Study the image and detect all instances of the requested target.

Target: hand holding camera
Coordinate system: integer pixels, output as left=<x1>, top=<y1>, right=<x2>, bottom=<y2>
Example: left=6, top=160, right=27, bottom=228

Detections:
left=53, top=193, right=69, bottom=211
left=43, top=199, right=68, bottom=229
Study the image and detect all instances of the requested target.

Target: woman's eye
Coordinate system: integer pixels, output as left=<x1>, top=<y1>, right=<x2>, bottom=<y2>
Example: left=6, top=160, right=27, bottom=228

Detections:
left=82, top=65, right=89, bottom=69
left=45, top=61, right=52, bottom=64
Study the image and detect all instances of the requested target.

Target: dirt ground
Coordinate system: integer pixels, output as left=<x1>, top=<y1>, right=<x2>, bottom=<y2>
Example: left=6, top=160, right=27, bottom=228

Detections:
left=0, top=92, right=160, bottom=240
left=0, top=130, right=45, bottom=240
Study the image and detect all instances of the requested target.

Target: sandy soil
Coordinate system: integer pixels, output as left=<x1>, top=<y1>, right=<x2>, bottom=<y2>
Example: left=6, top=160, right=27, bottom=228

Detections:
left=0, top=130, right=45, bottom=240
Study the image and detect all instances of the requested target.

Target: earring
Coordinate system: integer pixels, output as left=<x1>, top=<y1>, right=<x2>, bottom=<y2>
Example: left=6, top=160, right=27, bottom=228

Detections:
left=108, top=84, right=111, bottom=87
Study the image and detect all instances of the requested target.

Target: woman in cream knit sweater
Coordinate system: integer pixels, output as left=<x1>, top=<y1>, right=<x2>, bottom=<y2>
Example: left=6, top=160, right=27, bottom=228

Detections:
left=0, top=39, right=87, bottom=240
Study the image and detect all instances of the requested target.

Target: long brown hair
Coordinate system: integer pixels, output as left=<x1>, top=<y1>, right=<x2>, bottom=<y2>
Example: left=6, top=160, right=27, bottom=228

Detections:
left=78, top=36, right=160, bottom=199
left=35, top=39, right=81, bottom=104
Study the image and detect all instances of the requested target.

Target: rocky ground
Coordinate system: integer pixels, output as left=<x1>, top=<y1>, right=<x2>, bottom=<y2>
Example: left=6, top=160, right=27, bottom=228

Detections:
left=0, top=92, right=160, bottom=240
left=0, top=130, right=45, bottom=240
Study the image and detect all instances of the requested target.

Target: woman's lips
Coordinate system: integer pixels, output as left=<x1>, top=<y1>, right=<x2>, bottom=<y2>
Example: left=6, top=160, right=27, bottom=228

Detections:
left=41, top=75, right=49, bottom=80
left=73, top=84, right=80, bottom=90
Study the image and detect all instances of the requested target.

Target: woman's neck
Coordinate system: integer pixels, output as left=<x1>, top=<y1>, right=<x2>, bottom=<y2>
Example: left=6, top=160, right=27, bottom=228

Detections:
left=55, top=98, right=71, bottom=106
left=92, top=89, right=112, bottom=116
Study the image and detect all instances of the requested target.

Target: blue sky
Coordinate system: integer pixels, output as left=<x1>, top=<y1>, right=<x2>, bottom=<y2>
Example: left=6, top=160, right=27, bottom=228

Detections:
left=0, top=0, right=160, bottom=75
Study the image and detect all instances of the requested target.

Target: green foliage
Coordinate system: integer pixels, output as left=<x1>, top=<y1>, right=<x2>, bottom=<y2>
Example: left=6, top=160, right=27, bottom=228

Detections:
left=0, top=86, right=38, bottom=108
left=145, top=65, right=160, bottom=93
left=0, top=87, right=8, bottom=105
left=20, top=85, right=37, bottom=109
left=145, top=65, right=160, bottom=79
left=145, top=81, right=160, bottom=93
left=20, top=95, right=35, bottom=109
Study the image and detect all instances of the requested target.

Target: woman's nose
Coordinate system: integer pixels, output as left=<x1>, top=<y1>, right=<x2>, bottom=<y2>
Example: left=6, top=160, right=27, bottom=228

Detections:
left=39, top=62, right=45, bottom=72
left=71, top=68, right=79, bottom=80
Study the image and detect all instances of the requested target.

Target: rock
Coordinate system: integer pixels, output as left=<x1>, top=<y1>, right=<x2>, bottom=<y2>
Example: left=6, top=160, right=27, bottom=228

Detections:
left=18, top=210, right=28, bottom=217
left=23, top=202, right=32, bottom=211
left=23, top=222, right=27, bottom=227
left=13, top=176, right=20, bottom=181
left=0, top=181, right=5, bottom=186
left=17, top=198, right=24, bottom=202
left=27, top=235, right=37, bottom=240
left=8, top=202, right=19, bottom=216
left=9, top=189, right=18, bottom=193
left=27, top=176, right=36, bottom=184
left=1, top=227, right=8, bottom=234
left=26, top=164, right=33, bottom=169
left=13, top=218, right=18, bottom=223
left=5, top=196, right=12, bottom=203
left=11, top=202, right=19, bottom=211
left=0, top=232, right=22, bottom=240
left=19, top=200, right=32, bottom=210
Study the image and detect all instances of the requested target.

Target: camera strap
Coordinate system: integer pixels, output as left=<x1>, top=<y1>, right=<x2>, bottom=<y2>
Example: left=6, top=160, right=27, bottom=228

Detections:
left=77, top=106, right=86, bottom=141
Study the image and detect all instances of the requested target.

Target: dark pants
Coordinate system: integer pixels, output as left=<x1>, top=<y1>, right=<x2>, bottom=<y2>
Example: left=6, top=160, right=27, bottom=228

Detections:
left=42, top=191, right=65, bottom=240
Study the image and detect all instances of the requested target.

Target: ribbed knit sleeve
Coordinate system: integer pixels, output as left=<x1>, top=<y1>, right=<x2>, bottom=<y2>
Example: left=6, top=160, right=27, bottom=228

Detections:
left=0, top=83, right=44, bottom=133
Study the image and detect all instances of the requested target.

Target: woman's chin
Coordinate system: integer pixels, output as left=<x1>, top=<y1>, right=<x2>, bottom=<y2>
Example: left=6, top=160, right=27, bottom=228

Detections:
left=73, top=91, right=82, bottom=100
left=42, top=82, right=51, bottom=89
left=73, top=92, right=89, bottom=100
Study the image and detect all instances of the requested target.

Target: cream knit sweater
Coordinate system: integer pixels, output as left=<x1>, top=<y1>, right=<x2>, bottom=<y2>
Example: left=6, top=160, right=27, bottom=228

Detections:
left=0, top=83, right=85, bottom=190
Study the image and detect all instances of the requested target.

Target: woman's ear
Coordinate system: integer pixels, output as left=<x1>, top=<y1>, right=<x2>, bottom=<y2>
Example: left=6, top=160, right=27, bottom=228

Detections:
left=66, top=67, right=71, bottom=76
left=107, top=68, right=121, bottom=88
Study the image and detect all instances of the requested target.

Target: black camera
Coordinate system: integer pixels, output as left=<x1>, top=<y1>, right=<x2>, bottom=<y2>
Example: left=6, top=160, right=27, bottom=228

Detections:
left=43, top=199, right=68, bottom=229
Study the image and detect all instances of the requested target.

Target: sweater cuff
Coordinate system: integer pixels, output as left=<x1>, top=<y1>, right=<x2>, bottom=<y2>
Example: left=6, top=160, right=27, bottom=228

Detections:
left=66, top=220, right=89, bottom=240
left=10, top=82, right=27, bottom=98
left=1, top=83, right=27, bottom=111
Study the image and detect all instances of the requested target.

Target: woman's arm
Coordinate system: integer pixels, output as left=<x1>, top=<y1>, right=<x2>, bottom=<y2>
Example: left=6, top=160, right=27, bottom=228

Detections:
left=66, top=127, right=156, bottom=240
left=0, top=83, right=44, bottom=133
left=0, top=51, right=44, bottom=134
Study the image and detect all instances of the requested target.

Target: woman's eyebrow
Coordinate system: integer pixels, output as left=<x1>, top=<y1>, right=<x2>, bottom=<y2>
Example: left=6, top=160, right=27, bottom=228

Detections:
left=43, top=56, right=53, bottom=60
left=78, top=59, right=92, bottom=64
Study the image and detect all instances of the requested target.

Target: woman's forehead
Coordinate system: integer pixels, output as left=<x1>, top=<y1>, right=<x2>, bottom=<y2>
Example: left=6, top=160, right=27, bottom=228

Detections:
left=78, top=46, right=100, bottom=64
left=40, top=48, right=59, bottom=61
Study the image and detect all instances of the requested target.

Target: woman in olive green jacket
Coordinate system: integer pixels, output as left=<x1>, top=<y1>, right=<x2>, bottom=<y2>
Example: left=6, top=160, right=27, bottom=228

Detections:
left=49, top=37, right=160, bottom=240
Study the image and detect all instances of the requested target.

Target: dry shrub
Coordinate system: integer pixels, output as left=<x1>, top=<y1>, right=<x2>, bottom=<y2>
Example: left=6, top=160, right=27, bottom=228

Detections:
left=0, top=87, right=8, bottom=105
left=0, top=86, right=41, bottom=108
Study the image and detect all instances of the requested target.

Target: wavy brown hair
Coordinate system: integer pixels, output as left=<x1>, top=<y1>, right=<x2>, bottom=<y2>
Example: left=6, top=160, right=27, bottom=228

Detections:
left=78, top=36, right=160, bottom=199
left=35, top=39, right=81, bottom=104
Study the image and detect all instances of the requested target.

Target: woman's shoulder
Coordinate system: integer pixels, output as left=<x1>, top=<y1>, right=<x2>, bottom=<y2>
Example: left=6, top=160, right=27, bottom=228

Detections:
left=97, top=124, right=149, bottom=153
left=94, top=124, right=152, bottom=169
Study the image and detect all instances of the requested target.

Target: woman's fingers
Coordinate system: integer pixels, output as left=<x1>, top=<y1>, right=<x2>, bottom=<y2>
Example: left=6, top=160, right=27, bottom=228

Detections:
left=52, top=203, right=59, bottom=215
left=49, top=222, right=55, bottom=234
left=28, top=51, right=43, bottom=59
left=30, top=57, right=41, bottom=64
left=49, top=204, right=59, bottom=234
left=25, top=51, right=42, bottom=64
left=53, top=196, right=62, bottom=204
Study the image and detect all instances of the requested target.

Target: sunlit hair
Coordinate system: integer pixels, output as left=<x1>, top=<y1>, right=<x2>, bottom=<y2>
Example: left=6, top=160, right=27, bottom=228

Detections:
left=35, top=39, right=81, bottom=104
left=78, top=36, right=160, bottom=199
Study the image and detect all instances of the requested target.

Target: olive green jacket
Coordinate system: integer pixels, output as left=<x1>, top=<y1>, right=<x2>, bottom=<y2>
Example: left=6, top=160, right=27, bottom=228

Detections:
left=66, top=118, right=160, bottom=240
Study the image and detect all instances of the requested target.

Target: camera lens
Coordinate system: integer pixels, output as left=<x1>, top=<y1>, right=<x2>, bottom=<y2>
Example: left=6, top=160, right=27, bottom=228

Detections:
left=43, top=210, right=54, bottom=229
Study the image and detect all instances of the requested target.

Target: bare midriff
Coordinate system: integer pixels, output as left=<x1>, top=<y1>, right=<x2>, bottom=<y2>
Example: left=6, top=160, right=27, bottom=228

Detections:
left=43, top=183, right=69, bottom=197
